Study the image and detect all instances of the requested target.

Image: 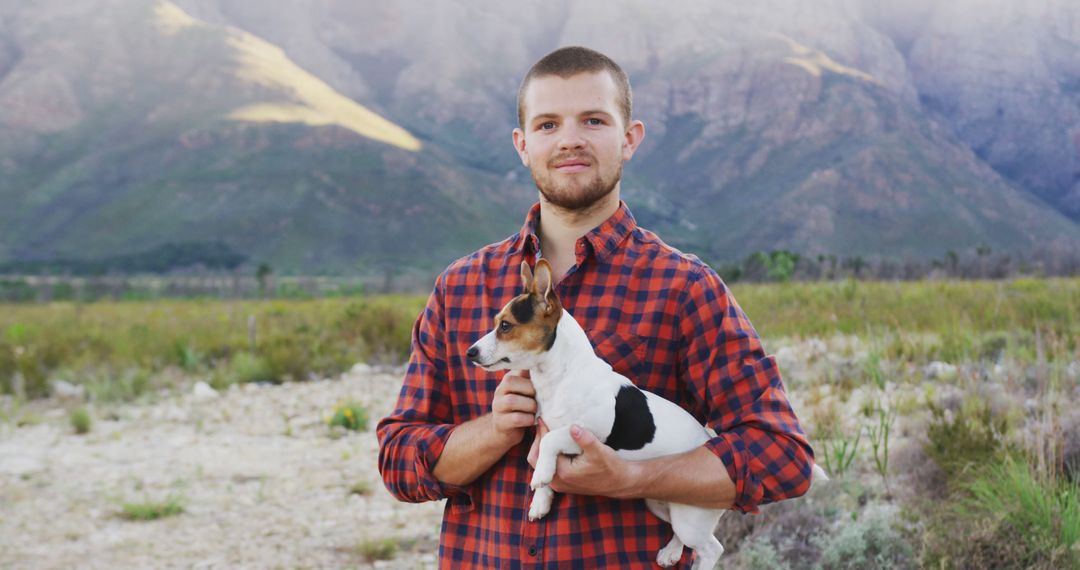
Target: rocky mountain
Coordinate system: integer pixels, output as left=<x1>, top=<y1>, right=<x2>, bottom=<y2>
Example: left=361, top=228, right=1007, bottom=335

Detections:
left=0, top=0, right=1077, bottom=274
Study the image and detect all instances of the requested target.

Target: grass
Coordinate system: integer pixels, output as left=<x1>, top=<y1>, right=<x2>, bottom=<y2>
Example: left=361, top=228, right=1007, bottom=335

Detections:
left=356, top=537, right=398, bottom=562
left=118, top=495, right=185, bottom=521
left=0, top=296, right=424, bottom=400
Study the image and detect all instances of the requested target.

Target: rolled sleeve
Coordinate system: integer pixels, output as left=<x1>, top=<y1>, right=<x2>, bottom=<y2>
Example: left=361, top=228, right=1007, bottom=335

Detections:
left=376, top=276, right=474, bottom=508
left=678, top=266, right=814, bottom=513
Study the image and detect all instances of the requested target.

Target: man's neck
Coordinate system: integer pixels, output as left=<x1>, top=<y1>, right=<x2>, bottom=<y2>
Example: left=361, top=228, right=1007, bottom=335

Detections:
left=537, top=189, right=620, bottom=283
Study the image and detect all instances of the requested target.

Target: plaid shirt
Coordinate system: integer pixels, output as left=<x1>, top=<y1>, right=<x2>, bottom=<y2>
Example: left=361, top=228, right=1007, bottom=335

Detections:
left=377, top=201, right=813, bottom=569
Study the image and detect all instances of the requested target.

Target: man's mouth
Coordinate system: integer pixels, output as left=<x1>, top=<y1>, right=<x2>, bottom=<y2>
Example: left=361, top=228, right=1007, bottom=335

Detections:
left=552, top=157, right=592, bottom=173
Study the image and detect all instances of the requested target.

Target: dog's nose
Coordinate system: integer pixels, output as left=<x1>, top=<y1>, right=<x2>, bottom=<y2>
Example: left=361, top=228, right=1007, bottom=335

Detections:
left=466, top=346, right=479, bottom=361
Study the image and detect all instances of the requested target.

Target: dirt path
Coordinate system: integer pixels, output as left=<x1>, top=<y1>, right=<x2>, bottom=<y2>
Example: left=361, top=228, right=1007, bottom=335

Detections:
left=0, top=367, right=444, bottom=569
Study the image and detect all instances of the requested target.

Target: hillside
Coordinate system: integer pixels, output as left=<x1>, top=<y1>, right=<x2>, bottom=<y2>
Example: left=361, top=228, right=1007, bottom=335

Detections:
left=0, top=0, right=1077, bottom=274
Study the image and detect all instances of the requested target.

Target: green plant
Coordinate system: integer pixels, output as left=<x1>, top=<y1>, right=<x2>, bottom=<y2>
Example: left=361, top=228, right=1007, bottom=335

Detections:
left=926, top=397, right=1007, bottom=478
left=923, top=458, right=1080, bottom=569
left=118, top=495, right=185, bottom=521
left=357, top=537, right=398, bottom=562
left=866, top=404, right=896, bottom=494
left=821, top=428, right=861, bottom=479
left=70, top=406, right=92, bottom=434
left=737, top=535, right=791, bottom=570
left=328, top=400, right=369, bottom=432
left=349, top=480, right=374, bottom=496
left=815, top=507, right=914, bottom=569
left=862, top=348, right=885, bottom=391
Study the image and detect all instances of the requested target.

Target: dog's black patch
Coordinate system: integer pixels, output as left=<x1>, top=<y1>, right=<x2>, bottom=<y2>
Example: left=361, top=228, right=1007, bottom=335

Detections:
left=511, top=297, right=534, bottom=324
left=542, top=326, right=556, bottom=350
left=604, top=385, right=656, bottom=451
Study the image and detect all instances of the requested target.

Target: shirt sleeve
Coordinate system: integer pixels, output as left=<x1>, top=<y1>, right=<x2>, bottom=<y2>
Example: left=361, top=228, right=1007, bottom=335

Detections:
left=677, top=266, right=815, bottom=513
left=376, top=274, right=473, bottom=506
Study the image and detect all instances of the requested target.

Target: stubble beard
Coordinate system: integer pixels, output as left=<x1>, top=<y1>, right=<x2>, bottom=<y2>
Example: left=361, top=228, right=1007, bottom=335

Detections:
left=531, top=159, right=622, bottom=214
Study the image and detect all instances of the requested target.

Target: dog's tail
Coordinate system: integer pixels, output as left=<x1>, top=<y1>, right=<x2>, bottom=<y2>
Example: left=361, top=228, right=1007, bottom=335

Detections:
left=809, top=463, right=830, bottom=489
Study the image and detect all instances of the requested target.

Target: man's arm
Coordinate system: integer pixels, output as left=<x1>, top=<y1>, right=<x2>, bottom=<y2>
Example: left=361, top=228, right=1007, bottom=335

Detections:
left=431, top=371, right=538, bottom=486
left=529, top=422, right=737, bottom=509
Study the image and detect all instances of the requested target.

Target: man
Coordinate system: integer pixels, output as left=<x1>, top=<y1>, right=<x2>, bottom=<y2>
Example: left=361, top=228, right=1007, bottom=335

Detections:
left=377, top=46, right=813, bottom=569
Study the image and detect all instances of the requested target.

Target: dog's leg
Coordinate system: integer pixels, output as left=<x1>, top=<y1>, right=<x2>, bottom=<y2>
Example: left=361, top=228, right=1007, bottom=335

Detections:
left=669, top=504, right=724, bottom=570
left=528, top=485, right=554, bottom=521
left=656, top=534, right=684, bottom=568
left=529, top=426, right=582, bottom=490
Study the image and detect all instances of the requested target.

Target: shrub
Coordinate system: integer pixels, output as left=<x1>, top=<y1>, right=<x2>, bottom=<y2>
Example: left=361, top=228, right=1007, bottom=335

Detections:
left=736, top=536, right=790, bottom=570
left=70, top=407, right=92, bottom=434
left=815, top=507, right=914, bottom=570
left=925, top=396, right=1007, bottom=478
left=328, top=400, right=369, bottom=432
left=228, top=351, right=274, bottom=384
left=922, top=459, right=1080, bottom=569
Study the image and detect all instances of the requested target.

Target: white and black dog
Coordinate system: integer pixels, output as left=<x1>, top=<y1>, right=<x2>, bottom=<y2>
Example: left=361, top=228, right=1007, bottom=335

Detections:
left=467, top=259, right=826, bottom=568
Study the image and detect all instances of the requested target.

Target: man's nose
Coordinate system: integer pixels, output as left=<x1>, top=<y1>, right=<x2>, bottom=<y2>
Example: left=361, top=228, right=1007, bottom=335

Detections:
left=557, top=124, right=586, bottom=151
left=466, top=346, right=480, bottom=361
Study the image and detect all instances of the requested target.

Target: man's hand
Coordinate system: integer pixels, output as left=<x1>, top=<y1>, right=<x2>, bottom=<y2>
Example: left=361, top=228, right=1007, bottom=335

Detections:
left=528, top=420, right=640, bottom=499
left=491, top=370, right=538, bottom=447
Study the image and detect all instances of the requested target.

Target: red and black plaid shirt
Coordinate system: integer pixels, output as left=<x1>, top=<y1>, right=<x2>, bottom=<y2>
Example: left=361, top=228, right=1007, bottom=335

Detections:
left=377, top=201, right=814, bottom=569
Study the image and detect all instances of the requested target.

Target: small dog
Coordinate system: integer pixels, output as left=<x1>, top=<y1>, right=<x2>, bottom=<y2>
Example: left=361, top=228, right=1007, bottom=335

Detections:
left=468, top=259, right=824, bottom=568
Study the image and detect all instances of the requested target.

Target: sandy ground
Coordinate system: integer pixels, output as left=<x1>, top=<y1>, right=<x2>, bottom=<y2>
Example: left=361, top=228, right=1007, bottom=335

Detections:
left=0, top=366, right=445, bottom=569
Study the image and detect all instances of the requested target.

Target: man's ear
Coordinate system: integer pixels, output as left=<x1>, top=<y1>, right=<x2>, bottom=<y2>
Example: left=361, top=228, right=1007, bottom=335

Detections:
left=520, top=261, right=535, bottom=293
left=512, top=128, right=529, bottom=167
left=621, top=119, right=646, bottom=162
left=534, top=259, right=554, bottom=313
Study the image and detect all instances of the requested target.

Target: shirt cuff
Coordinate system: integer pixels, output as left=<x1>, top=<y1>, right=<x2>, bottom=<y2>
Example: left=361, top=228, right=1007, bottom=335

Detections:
left=416, top=424, right=476, bottom=513
left=704, top=430, right=763, bottom=514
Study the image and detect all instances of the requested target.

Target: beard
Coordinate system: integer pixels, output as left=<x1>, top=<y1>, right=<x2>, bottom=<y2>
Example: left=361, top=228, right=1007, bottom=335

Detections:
left=530, top=153, right=622, bottom=212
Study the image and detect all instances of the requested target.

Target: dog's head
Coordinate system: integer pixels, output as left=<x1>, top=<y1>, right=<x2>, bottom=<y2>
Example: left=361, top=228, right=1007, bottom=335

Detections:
left=466, top=258, right=563, bottom=371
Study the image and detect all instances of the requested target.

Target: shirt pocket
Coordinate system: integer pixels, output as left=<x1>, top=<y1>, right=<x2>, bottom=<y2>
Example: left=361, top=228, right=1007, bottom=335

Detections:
left=589, top=328, right=648, bottom=381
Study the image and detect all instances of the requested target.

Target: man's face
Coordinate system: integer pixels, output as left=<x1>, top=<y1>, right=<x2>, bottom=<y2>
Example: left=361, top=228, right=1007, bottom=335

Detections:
left=513, top=71, right=644, bottom=212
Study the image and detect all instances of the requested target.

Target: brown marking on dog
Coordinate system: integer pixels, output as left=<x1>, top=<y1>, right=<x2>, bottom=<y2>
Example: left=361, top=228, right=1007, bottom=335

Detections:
left=491, top=260, right=562, bottom=353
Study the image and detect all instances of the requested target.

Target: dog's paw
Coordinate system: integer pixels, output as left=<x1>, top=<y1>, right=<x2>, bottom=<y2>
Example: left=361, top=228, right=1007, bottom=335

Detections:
left=530, top=462, right=555, bottom=490
left=528, top=488, right=552, bottom=521
left=656, top=538, right=683, bottom=567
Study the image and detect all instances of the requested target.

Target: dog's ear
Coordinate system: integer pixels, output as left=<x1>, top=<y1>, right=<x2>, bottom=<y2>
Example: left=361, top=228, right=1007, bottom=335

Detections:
left=534, top=259, right=555, bottom=313
left=520, top=261, right=535, bottom=293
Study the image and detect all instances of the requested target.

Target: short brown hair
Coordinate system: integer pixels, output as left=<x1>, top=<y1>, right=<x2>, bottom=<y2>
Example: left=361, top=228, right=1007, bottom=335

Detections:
left=517, top=46, right=632, bottom=130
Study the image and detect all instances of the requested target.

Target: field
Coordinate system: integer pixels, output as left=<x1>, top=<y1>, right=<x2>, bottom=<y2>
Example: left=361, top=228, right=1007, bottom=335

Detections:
left=2, top=278, right=1079, bottom=568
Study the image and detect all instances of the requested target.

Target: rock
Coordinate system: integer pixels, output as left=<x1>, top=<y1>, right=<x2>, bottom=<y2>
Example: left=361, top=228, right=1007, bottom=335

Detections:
left=193, top=381, right=219, bottom=401
left=924, top=361, right=957, bottom=380
left=51, top=379, right=85, bottom=399
left=350, top=363, right=373, bottom=375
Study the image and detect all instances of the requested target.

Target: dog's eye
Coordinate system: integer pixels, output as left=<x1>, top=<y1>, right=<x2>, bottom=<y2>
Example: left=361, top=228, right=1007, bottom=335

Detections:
left=498, top=320, right=512, bottom=333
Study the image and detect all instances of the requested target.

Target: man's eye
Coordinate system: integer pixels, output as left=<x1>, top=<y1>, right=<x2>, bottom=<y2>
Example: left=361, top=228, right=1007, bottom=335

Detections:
left=499, top=320, right=512, bottom=333
left=540, top=122, right=556, bottom=130
left=587, top=118, right=603, bottom=126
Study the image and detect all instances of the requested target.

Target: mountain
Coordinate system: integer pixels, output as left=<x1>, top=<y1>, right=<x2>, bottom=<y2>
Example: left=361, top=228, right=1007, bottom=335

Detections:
left=0, top=0, right=1077, bottom=274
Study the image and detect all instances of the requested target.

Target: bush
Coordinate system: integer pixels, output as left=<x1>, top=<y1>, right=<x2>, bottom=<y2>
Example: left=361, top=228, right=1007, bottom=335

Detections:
left=328, top=400, right=369, bottom=432
left=925, top=397, right=1007, bottom=478
left=921, top=458, right=1080, bottom=569
left=70, top=407, right=92, bottom=434
left=815, top=507, right=914, bottom=570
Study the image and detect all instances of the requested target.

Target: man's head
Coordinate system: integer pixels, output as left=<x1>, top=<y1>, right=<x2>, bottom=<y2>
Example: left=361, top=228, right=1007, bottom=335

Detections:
left=513, top=47, right=645, bottom=213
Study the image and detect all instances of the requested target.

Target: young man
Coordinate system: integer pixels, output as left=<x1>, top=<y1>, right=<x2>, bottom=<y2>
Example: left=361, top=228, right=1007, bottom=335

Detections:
left=378, top=46, right=813, bottom=568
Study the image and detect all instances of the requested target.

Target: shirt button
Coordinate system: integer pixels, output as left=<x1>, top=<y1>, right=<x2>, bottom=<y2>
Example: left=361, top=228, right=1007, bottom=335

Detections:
left=528, top=545, right=538, bottom=557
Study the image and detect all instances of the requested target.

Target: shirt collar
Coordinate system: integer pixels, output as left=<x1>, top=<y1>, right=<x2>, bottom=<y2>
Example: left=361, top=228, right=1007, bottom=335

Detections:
left=516, top=200, right=637, bottom=263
